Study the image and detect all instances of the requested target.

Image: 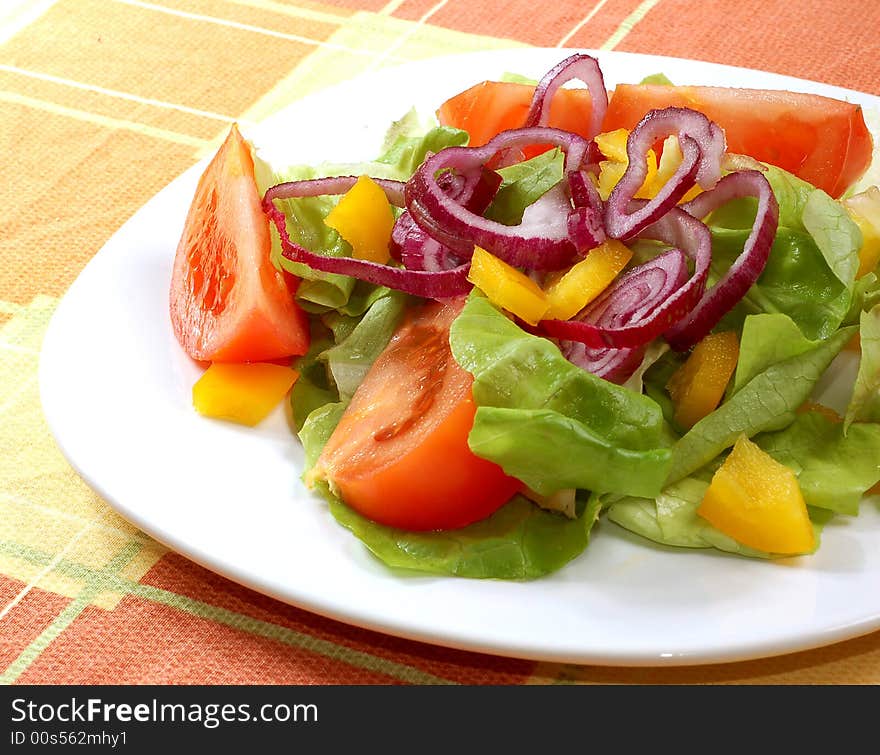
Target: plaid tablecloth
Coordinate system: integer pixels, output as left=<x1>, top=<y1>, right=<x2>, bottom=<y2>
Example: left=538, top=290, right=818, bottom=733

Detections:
left=2, top=0, right=879, bottom=685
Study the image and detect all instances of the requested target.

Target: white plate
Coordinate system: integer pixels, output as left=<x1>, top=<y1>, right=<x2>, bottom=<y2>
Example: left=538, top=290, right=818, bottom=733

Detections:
left=40, top=49, right=880, bottom=667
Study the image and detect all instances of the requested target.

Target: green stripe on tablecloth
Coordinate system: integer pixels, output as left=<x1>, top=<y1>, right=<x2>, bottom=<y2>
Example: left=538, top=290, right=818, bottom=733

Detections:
left=601, top=0, right=663, bottom=50
left=0, top=541, right=457, bottom=685
left=0, top=541, right=143, bottom=685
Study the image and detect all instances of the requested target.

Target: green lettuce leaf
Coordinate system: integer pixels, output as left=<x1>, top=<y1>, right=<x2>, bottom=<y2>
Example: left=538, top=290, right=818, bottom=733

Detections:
left=376, top=120, right=469, bottom=177
left=484, top=148, right=564, bottom=226
left=606, top=477, right=829, bottom=558
left=733, top=313, right=822, bottom=392
left=667, top=324, right=856, bottom=483
left=297, top=384, right=601, bottom=579
left=290, top=290, right=407, bottom=430
left=708, top=164, right=861, bottom=339
left=449, top=295, right=672, bottom=497
left=846, top=302, right=880, bottom=427
left=253, top=122, right=467, bottom=312
left=289, top=323, right=338, bottom=433
left=755, top=410, right=880, bottom=515
left=639, top=72, right=674, bottom=85
left=326, top=489, right=601, bottom=579
left=712, top=228, right=850, bottom=340
left=319, top=290, right=409, bottom=402
left=802, top=188, right=862, bottom=289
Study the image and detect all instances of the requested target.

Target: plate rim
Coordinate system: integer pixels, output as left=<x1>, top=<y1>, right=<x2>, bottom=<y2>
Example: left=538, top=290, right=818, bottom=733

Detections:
left=38, top=47, right=880, bottom=668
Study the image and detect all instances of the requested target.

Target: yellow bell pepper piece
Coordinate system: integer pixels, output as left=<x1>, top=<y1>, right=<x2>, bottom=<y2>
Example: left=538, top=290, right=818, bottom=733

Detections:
left=192, top=362, right=299, bottom=427
left=697, top=435, right=815, bottom=555
left=666, top=331, right=739, bottom=431
left=324, top=175, right=394, bottom=264
left=842, top=186, right=880, bottom=279
left=467, top=246, right=548, bottom=325
left=543, top=240, right=633, bottom=321
left=652, top=135, right=702, bottom=202
left=595, top=129, right=658, bottom=201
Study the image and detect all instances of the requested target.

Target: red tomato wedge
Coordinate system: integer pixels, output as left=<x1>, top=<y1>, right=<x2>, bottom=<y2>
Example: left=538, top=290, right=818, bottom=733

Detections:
left=437, top=80, right=595, bottom=157
left=603, top=84, right=873, bottom=198
left=170, top=124, right=310, bottom=362
left=312, top=297, right=521, bottom=531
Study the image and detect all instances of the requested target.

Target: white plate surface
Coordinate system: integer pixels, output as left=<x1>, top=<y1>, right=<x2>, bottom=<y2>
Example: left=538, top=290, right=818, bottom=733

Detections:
left=39, top=49, right=880, bottom=667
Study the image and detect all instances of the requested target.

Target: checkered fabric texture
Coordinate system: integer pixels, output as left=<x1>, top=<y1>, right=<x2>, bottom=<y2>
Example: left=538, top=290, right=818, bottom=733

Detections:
left=2, top=0, right=880, bottom=685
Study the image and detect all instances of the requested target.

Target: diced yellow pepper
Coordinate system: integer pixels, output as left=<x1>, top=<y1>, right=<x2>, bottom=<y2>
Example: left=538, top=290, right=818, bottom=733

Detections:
left=842, top=186, right=880, bottom=279
left=594, top=129, right=631, bottom=163
left=467, top=246, right=548, bottom=325
left=324, top=175, right=394, bottom=264
left=651, top=135, right=702, bottom=202
left=594, top=129, right=658, bottom=201
left=192, top=362, right=299, bottom=427
left=666, top=331, right=740, bottom=431
left=697, top=435, right=815, bottom=555
left=543, top=240, right=633, bottom=321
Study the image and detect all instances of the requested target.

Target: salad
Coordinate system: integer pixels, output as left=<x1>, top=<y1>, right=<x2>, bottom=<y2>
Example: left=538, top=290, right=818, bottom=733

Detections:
left=170, top=53, right=880, bottom=580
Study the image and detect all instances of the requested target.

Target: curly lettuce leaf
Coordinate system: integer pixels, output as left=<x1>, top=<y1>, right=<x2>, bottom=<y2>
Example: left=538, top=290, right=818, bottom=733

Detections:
left=253, top=121, right=467, bottom=313
left=290, top=290, right=407, bottom=430
left=667, top=323, right=856, bottom=484
left=450, top=295, right=672, bottom=497
left=709, top=164, right=862, bottom=339
left=846, top=302, right=880, bottom=427
left=712, top=227, right=851, bottom=340
left=319, top=290, right=409, bottom=402
left=326, top=489, right=601, bottom=580
left=297, top=384, right=602, bottom=579
left=733, top=313, right=821, bottom=392
left=606, top=477, right=830, bottom=559
left=755, top=410, right=880, bottom=515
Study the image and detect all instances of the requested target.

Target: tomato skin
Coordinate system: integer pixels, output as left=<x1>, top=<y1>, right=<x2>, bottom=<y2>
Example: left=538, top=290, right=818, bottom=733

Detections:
left=313, top=298, right=521, bottom=532
left=170, top=124, right=310, bottom=362
left=437, top=80, right=595, bottom=157
left=603, top=84, right=873, bottom=198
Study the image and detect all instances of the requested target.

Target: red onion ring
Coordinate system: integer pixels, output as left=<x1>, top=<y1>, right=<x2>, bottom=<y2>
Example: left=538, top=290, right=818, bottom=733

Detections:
left=540, top=203, right=711, bottom=349
left=562, top=342, right=647, bottom=385
left=264, top=175, right=406, bottom=207
left=262, top=178, right=472, bottom=299
left=604, top=108, right=726, bottom=241
left=554, top=248, right=689, bottom=383
left=665, top=169, right=779, bottom=351
left=405, top=126, right=593, bottom=270
left=390, top=166, right=500, bottom=272
left=523, top=53, right=608, bottom=140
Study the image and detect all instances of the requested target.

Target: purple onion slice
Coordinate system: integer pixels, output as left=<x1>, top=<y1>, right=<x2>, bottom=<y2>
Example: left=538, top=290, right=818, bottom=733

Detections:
left=405, top=126, right=593, bottom=270
left=604, top=107, right=726, bottom=241
left=262, top=178, right=472, bottom=299
left=665, top=169, right=779, bottom=351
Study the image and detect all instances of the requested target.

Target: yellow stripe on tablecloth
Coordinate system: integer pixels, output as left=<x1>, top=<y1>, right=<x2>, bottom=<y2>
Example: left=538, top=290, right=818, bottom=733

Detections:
left=0, top=65, right=243, bottom=125
left=556, top=0, right=610, bottom=48
left=600, top=0, right=663, bottom=50
left=363, top=0, right=451, bottom=73
left=0, top=503, right=166, bottom=611
left=0, top=0, right=57, bottom=45
left=0, top=298, right=167, bottom=611
left=0, top=91, right=211, bottom=148
left=239, top=10, right=527, bottom=124
left=111, top=0, right=378, bottom=58
left=219, top=0, right=352, bottom=25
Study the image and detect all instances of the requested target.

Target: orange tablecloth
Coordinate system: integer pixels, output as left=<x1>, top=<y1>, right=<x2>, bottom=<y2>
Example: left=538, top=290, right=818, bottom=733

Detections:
left=2, top=0, right=879, bottom=685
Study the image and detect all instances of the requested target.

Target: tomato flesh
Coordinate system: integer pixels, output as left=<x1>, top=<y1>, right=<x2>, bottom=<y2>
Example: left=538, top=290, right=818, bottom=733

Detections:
left=170, top=124, right=309, bottom=362
left=603, top=84, right=873, bottom=198
left=313, top=298, right=521, bottom=531
left=437, top=80, right=595, bottom=158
